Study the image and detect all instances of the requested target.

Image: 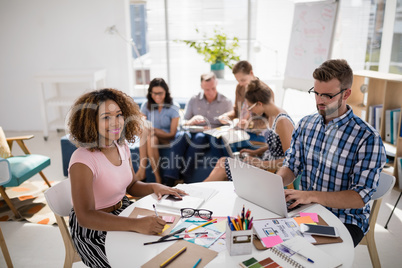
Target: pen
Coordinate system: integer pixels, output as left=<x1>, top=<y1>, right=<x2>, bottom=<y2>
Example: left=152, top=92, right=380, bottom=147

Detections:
left=153, top=204, right=159, bottom=217
left=158, top=227, right=186, bottom=241
left=178, top=232, right=208, bottom=236
left=281, top=244, right=314, bottom=263
left=144, top=237, right=184, bottom=245
left=193, top=258, right=202, bottom=268
left=227, top=216, right=234, bottom=231
left=160, top=246, right=187, bottom=267
left=187, top=219, right=217, bottom=232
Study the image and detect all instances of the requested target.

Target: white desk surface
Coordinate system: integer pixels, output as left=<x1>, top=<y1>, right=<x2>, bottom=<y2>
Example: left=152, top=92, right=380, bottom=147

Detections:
left=105, top=181, right=354, bottom=267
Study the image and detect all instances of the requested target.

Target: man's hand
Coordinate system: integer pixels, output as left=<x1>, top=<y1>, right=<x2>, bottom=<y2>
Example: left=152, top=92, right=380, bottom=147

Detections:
left=186, top=115, right=206, bottom=126
left=218, top=114, right=231, bottom=125
left=284, top=189, right=314, bottom=209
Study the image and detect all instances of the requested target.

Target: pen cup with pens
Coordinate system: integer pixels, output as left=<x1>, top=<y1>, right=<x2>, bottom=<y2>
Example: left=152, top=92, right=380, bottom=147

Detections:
left=226, top=206, right=253, bottom=256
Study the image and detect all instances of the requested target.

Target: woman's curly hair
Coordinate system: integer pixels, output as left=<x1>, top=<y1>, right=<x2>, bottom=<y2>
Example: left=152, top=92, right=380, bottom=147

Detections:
left=67, top=88, right=142, bottom=151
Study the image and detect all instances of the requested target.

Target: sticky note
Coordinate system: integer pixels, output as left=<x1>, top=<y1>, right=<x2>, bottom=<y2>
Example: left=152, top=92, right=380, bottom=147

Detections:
left=161, top=224, right=170, bottom=233
left=299, top=212, right=319, bottom=223
left=162, top=216, right=175, bottom=223
left=294, top=216, right=315, bottom=226
left=261, top=235, right=283, bottom=248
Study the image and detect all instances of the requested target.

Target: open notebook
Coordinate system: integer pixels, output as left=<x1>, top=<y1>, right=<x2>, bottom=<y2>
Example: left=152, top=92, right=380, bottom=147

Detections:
left=154, top=184, right=218, bottom=211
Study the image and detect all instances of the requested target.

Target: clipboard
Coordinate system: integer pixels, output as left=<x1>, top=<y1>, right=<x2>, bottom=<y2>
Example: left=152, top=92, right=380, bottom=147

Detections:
left=253, top=215, right=343, bottom=250
left=141, top=240, right=218, bottom=268
left=129, top=207, right=181, bottom=236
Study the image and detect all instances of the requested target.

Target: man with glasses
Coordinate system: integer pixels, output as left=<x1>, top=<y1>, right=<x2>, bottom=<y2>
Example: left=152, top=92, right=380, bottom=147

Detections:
left=276, top=59, right=386, bottom=247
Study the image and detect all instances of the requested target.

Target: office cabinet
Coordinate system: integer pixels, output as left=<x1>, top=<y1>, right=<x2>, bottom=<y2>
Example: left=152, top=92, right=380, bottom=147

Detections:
left=348, top=70, right=402, bottom=182
left=35, top=69, right=106, bottom=140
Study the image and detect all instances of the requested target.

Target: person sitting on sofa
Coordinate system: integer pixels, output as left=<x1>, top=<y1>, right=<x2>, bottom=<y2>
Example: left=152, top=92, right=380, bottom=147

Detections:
left=137, top=78, right=180, bottom=183
left=204, top=79, right=294, bottom=181
left=163, top=72, right=232, bottom=182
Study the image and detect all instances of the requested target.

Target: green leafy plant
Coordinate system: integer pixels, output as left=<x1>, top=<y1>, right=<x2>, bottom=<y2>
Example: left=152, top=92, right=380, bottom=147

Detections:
left=178, top=28, right=240, bottom=69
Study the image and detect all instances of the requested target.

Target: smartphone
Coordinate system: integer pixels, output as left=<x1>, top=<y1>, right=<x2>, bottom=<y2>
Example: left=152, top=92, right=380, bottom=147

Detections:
left=300, top=224, right=340, bottom=237
left=165, top=194, right=184, bottom=201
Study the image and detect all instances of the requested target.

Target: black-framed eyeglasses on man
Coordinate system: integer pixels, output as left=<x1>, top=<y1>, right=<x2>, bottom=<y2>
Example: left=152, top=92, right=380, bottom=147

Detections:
left=180, top=208, right=213, bottom=220
left=308, top=87, right=347, bottom=100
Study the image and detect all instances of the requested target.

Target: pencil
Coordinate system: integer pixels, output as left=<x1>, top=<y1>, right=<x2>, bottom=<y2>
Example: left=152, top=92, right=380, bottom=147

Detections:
left=143, top=237, right=183, bottom=245
left=187, top=219, right=217, bottom=232
left=160, top=246, right=187, bottom=268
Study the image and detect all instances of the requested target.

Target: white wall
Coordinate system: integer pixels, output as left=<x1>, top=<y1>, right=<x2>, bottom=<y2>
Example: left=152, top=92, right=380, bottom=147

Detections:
left=0, top=0, right=133, bottom=131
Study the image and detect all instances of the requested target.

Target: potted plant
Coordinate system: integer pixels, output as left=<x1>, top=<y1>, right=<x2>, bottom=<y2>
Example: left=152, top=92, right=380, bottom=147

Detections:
left=178, top=28, right=240, bottom=78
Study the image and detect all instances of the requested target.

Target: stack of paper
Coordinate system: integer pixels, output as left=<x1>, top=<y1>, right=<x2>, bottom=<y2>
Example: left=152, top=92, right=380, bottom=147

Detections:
left=155, top=184, right=218, bottom=211
left=174, top=184, right=218, bottom=203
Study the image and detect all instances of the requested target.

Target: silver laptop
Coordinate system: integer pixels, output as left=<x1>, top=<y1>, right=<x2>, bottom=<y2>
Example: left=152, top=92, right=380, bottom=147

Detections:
left=227, top=157, right=312, bottom=217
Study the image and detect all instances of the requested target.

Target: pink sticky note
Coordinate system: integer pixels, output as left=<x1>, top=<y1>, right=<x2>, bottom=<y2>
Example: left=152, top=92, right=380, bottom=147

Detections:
left=299, top=212, right=319, bottom=223
left=261, top=235, right=283, bottom=248
left=162, top=216, right=175, bottom=223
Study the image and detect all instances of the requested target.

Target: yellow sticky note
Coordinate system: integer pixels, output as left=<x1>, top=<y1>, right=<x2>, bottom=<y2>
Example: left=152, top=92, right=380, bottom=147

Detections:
left=160, top=224, right=170, bottom=234
left=294, top=216, right=315, bottom=226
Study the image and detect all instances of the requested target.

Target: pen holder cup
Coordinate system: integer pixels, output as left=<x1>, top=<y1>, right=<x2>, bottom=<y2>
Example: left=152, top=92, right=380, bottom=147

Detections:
left=225, top=226, right=253, bottom=256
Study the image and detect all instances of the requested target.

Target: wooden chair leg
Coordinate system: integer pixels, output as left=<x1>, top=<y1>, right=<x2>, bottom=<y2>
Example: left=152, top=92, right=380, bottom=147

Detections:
left=39, top=171, right=51, bottom=187
left=0, top=186, right=21, bottom=219
left=365, top=229, right=381, bottom=268
left=0, top=226, right=13, bottom=268
left=54, top=215, right=81, bottom=268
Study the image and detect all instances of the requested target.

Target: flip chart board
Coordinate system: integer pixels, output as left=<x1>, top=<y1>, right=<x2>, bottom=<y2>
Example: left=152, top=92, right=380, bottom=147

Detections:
left=283, top=0, right=339, bottom=91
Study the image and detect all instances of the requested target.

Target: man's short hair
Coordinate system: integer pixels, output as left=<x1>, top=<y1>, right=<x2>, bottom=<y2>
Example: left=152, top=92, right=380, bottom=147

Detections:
left=313, top=59, right=353, bottom=89
left=232, top=60, right=253, bottom=75
left=200, top=72, right=216, bottom=82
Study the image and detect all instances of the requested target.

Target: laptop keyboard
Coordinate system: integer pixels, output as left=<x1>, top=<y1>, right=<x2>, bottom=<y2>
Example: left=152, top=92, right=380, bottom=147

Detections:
left=286, top=200, right=302, bottom=212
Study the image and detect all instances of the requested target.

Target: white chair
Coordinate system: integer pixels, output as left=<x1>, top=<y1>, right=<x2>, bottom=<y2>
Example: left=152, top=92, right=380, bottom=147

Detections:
left=44, top=179, right=81, bottom=268
left=0, top=158, right=14, bottom=268
left=360, top=172, right=395, bottom=268
left=384, top=170, right=402, bottom=229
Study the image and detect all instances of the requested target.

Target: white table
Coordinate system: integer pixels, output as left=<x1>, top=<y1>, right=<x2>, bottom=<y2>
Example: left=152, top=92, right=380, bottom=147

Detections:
left=106, top=182, right=354, bottom=267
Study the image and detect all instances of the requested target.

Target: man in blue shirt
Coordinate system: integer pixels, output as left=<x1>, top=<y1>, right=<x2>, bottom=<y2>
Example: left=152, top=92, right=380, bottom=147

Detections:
left=277, top=59, right=386, bottom=247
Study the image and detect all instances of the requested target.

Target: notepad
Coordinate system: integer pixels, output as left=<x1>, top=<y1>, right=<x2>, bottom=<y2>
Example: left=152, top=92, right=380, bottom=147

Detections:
left=155, top=184, right=218, bottom=211
left=155, top=194, right=205, bottom=211
left=242, top=236, right=342, bottom=268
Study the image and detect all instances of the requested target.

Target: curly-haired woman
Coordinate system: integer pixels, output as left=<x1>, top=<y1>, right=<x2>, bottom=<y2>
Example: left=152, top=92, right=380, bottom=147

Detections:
left=67, top=88, right=184, bottom=267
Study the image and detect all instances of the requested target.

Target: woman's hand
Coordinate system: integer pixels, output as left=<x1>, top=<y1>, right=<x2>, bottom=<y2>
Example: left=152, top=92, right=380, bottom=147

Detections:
left=239, top=148, right=257, bottom=156
left=236, top=119, right=249, bottom=129
left=151, top=184, right=187, bottom=200
left=135, top=215, right=166, bottom=234
left=242, top=156, right=263, bottom=168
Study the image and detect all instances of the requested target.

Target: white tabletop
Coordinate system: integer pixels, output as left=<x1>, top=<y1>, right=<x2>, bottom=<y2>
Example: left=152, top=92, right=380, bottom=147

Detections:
left=105, top=182, right=354, bottom=267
